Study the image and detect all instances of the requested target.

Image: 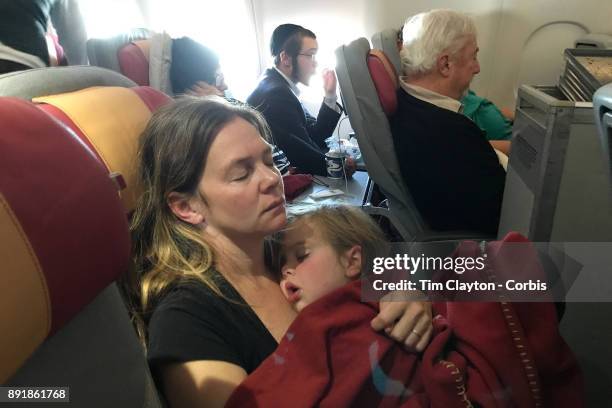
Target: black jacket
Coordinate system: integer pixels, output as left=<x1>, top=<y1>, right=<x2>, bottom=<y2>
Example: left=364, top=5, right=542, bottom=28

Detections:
left=0, top=0, right=54, bottom=65
left=247, top=68, right=341, bottom=175
left=390, top=88, right=506, bottom=235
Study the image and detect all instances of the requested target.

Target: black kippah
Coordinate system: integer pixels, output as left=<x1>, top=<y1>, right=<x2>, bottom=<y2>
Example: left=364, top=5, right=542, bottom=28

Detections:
left=270, top=24, right=304, bottom=56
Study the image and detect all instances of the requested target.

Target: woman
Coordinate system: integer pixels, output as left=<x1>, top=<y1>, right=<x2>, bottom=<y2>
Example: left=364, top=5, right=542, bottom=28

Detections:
left=129, top=97, right=432, bottom=407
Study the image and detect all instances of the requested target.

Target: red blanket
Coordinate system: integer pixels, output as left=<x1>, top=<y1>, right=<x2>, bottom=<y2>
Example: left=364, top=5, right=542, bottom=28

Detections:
left=227, top=234, right=584, bottom=407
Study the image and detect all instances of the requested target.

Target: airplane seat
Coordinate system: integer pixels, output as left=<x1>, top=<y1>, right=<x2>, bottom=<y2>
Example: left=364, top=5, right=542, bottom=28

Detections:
left=87, top=29, right=152, bottom=75
left=370, top=28, right=402, bottom=75
left=336, top=38, right=490, bottom=241
left=569, top=82, right=612, bottom=406
left=0, top=96, right=162, bottom=407
left=0, top=65, right=136, bottom=99
left=335, top=38, right=423, bottom=240
left=0, top=67, right=171, bottom=406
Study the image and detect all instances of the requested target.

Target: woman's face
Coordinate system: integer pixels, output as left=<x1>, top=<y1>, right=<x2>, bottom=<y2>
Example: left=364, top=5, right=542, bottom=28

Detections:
left=197, top=117, right=286, bottom=240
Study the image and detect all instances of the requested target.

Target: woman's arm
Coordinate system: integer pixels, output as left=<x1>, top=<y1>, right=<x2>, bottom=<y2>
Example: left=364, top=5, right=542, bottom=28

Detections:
left=160, top=360, right=247, bottom=408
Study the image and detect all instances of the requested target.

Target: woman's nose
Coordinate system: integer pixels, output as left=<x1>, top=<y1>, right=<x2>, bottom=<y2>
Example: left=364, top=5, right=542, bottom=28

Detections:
left=260, top=164, right=281, bottom=191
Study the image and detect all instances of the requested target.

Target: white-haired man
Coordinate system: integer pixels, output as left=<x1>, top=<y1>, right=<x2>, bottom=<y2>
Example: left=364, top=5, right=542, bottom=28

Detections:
left=391, top=9, right=506, bottom=235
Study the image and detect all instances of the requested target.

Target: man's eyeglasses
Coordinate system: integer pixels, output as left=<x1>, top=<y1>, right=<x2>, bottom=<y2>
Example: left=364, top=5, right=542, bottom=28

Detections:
left=298, top=53, right=317, bottom=62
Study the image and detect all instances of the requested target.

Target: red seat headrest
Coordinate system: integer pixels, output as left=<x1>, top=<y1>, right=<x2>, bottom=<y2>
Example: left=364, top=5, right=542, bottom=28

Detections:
left=367, top=49, right=399, bottom=116
left=118, top=42, right=150, bottom=86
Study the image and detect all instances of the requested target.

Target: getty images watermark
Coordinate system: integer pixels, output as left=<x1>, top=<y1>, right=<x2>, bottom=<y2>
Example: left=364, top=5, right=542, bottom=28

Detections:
left=361, top=241, right=612, bottom=303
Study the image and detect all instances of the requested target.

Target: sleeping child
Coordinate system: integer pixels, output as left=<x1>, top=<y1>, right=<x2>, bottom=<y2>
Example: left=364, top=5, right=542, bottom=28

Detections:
left=226, top=205, right=584, bottom=408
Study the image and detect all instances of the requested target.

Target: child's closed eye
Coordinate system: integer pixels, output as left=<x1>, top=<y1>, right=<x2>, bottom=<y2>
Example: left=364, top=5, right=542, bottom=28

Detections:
left=295, top=247, right=309, bottom=263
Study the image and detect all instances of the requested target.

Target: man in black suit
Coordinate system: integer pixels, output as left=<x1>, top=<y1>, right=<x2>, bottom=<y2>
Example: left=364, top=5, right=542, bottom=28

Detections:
left=247, top=24, right=355, bottom=176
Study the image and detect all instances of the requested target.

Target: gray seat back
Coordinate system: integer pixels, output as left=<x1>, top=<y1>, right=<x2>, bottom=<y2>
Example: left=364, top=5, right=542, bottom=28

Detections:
left=335, top=38, right=428, bottom=240
left=371, top=28, right=402, bottom=75
left=87, top=29, right=152, bottom=73
left=0, top=66, right=136, bottom=99
left=6, top=284, right=162, bottom=408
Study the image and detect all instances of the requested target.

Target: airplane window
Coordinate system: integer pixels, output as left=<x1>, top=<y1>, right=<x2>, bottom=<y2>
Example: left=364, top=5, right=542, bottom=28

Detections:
left=79, top=0, right=146, bottom=38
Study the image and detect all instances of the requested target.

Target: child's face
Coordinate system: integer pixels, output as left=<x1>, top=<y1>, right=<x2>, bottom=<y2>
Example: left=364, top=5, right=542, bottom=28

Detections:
left=280, top=220, right=353, bottom=312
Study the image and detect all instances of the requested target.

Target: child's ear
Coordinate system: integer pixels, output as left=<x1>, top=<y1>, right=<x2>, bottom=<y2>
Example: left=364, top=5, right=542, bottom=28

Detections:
left=342, top=245, right=362, bottom=279
left=167, top=191, right=206, bottom=226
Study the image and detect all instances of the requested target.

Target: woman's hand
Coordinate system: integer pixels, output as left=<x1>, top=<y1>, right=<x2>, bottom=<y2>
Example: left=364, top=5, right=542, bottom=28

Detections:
left=371, top=291, right=433, bottom=352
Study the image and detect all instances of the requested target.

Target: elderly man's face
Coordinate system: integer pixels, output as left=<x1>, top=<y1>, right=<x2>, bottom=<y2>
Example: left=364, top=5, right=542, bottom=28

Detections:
left=450, top=36, right=480, bottom=96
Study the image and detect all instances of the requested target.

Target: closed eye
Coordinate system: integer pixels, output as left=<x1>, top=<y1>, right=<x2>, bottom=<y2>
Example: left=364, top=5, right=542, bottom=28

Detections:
left=233, top=172, right=249, bottom=181
left=296, top=251, right=309, bottom=263
left=230, top=164, right=253, bottom=182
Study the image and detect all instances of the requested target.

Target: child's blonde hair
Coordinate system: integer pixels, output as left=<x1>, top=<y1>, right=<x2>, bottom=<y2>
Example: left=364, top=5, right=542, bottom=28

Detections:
left=284, top=205, right=388, bottom=275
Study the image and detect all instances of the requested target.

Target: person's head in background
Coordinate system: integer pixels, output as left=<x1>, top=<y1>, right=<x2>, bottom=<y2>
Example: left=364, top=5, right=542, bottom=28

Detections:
left=271, top=23, right=318, bottom=86
left=170, top=37, right=228, bottom=97
left=279, top=205, right=387, bottom=312
left=400, top=9, right=480, bottom=100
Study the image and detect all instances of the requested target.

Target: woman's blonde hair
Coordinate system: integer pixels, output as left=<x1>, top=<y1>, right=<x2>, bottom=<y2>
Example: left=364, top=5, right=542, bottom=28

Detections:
left=128, top=96, right=272, bottom=341
left=283, top=205, right=388, bottom=275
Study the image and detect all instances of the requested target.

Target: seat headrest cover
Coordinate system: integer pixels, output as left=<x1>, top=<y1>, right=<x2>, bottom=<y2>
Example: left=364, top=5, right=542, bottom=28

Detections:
left=86, top=28, right=151, bottom=72
left=118, top=42, right=150, bottom=86
left=34, top=86, right=171, bottom=213
left=368, top=50, right=399, bottom=116
left=0, top=97, right=130, bottom=382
